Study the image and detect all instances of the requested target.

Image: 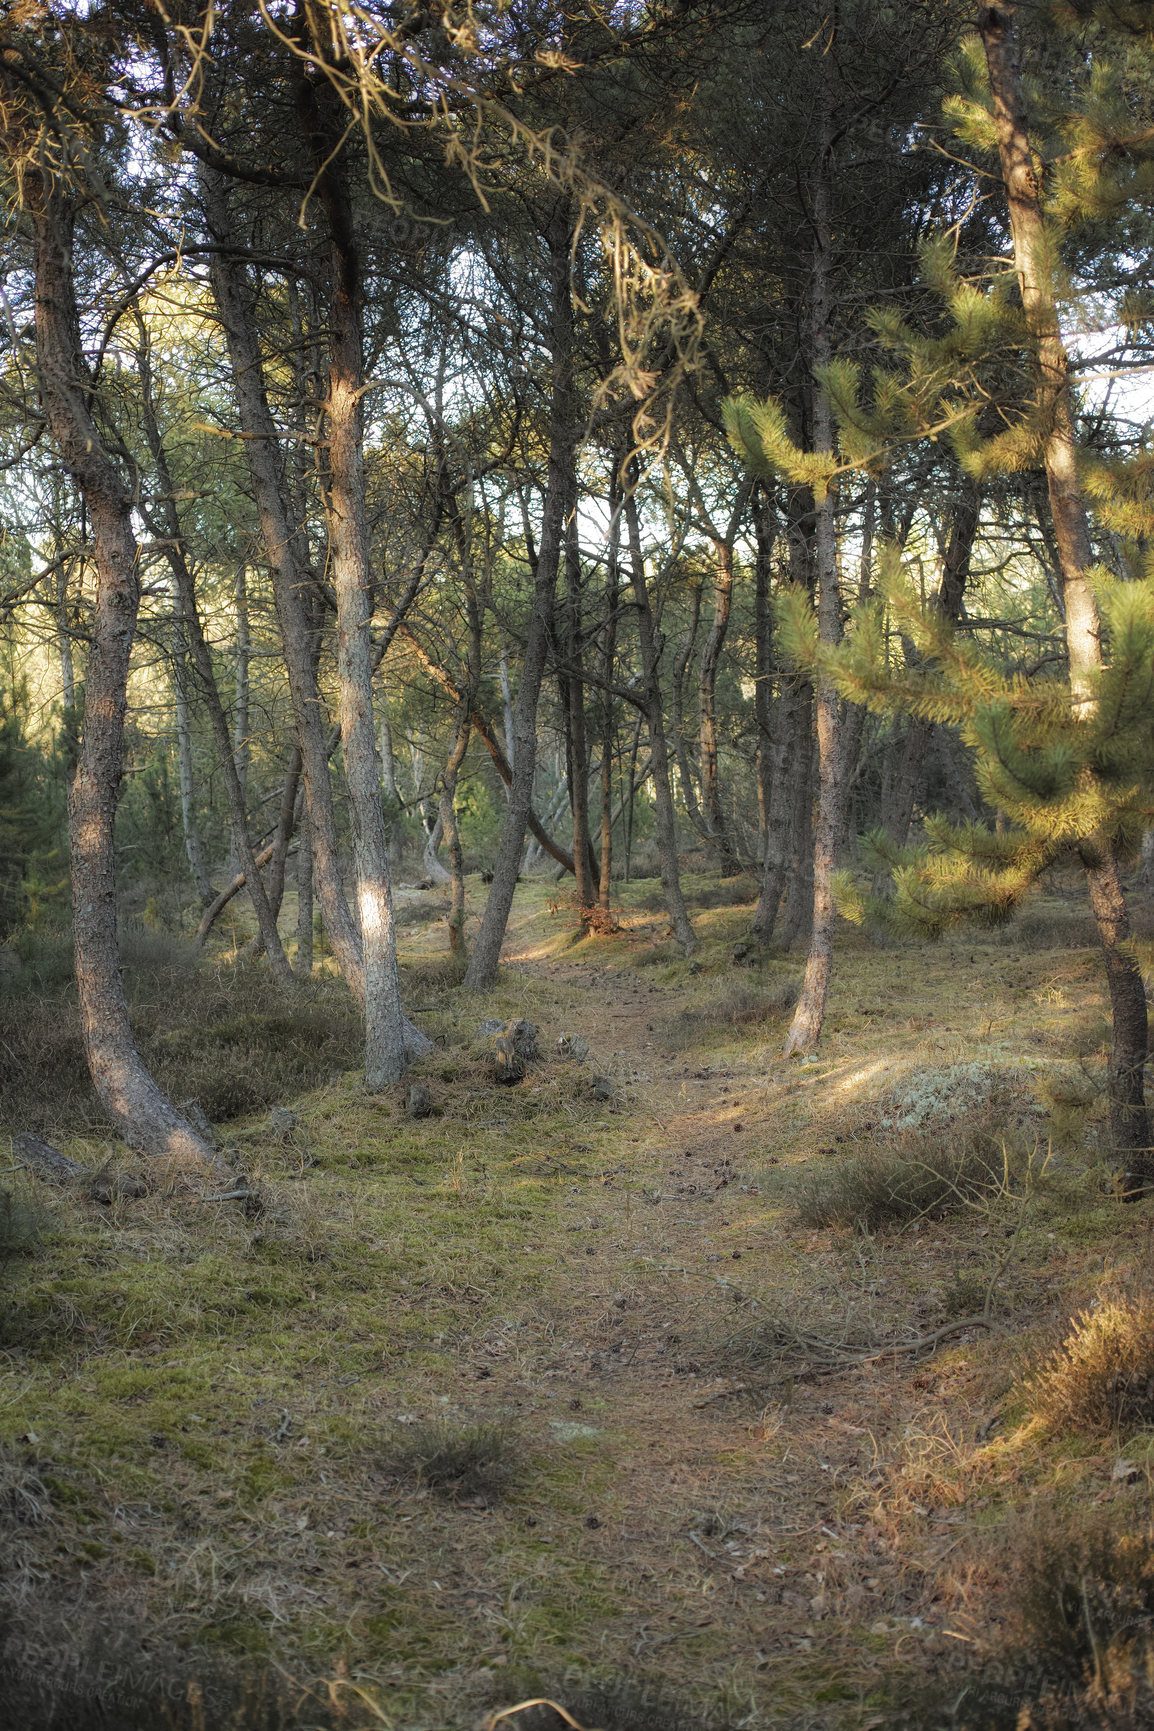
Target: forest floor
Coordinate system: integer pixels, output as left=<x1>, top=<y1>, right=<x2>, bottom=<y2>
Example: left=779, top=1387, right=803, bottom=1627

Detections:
left=2, top=871, right=1153, bottom=1730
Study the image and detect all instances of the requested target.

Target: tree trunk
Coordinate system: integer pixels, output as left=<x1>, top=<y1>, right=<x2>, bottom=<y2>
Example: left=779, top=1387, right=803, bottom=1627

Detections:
left=303, top=66, right=408, bottom=1086
left=563, top=504, right=597, bottom=909
left=440, top=709, right=471, bottom=953
left=752, top=676, right=809, bottom=944
left=22, top=168, right=223, bottom=1173
left=171, top=606, right=214, bottom=906
left=599, top=471, right=623, bottom=909
left=136, top=314, right=293, bottom=985
left=980, top=2, right=1151, bottom=1184
left=464, top=212, right=577, bottom=992
left=296, top=813, right=314, bottom=979
left=229, top=565, right=251, bottom=880
left=699, top=538, right=741, bottom=872
left=623, top=481, right=696, bottom=953
left=752, top=488, right=777, bottom=856
left=785, top=90, right=843, bottom=1056
left=779, top=718, right=815, bottom=951
left=670, top=576, right=705, bottom=838
left=202, top=173, right=362, bottom=983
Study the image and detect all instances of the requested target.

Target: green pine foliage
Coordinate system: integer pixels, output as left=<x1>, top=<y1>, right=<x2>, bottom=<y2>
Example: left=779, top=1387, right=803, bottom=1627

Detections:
left=777, top=560, right=1154, bottom=939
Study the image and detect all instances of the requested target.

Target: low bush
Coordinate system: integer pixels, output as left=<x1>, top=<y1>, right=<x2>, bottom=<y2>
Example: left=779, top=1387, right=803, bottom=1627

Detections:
left=492, top=1681, right=729, bottom=1731
left=788, top=1124, right=1012, bottom=1231
left=664, top=980, right=800, bottom=1050
left=0, top=943, right=365, bottom=1134
left=381, top=1418, right=516, bottom=1504
left=0, top=1191, right=51, bottom=1258
left=1027, top=1292, right=1154, bottom=1432
left=902, top=1512, right=1154, bottom=1730
left=688, top=876, right=759, bottom=908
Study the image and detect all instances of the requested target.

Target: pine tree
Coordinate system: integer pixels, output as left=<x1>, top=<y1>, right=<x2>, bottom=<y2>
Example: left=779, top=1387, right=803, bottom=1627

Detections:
left=728, top=3, right=1154, bottom=1189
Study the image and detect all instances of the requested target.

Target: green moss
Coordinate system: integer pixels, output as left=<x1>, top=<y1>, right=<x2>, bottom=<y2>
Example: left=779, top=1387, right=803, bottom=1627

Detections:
left=196, top=1618, right=272, bottom=1656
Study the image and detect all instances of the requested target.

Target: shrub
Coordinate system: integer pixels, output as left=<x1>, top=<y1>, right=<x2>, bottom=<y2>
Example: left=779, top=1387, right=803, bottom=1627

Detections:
left=664, top=981, right=799, bottom=1050
left=788, top=1125, right=1011, bottom=1231
left=1027, top=1294, right=1154, bottom=1432
left=0, top=1191, right=51, bottom=1258
left=0, top=949, right=365, bottom=1134
left=381, top=1418, right=515, bottom=1504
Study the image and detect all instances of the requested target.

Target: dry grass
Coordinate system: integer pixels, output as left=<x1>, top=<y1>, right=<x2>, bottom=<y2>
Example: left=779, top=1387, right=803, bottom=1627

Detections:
left=380, top=1418, right=518, bottom=1505
left=662, top=980, right=799, bottom=1050
left=1026, top=1291, right=1154, bottom=1432
left=3, top=870, right=1154, bottom=1730
left=786, top=1122, right=1016, bottom=1231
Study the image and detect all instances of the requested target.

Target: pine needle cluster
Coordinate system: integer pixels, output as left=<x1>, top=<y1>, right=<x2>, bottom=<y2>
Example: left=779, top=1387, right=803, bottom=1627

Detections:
left=777, top=560, right=1154, bottom=937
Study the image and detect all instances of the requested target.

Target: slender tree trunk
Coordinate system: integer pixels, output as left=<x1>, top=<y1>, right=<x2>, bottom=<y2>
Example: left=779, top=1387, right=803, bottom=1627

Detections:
left=229, top=565, right=251, bottom=880
left=624, top=708, right=643, bottom=883
left=440, top=709, right=472, bottom=953
left=303, top=67, right=408, bottom=1085
left=623, top=481, right=696, bottom=953
left=753, top=489, right=777, bottom=855
left=564, top=505, right=597, bottom=909
left=295, top=813, right=314, bottom=979
left=203, top=177, right=359, bottom=977
left=21, top=168, right=222, bottom=1172
left=671, top=577, right=705, bottom=837
left=785, top=90, right=843, bottom=1055
left=752, top=676, right=809, bottom=944
left=699, top=538, right=740, bottom=872
left=779, top=716, right=815, bottom=951
left=980, top=2, right=1151, bottom=1185
left=172, top=606, right=214, bottom=906
left=136, top=316, right=293, bottom=983
left=465, top=212, right=577, bottom=991
left=600, top=473, right=622, bottom=909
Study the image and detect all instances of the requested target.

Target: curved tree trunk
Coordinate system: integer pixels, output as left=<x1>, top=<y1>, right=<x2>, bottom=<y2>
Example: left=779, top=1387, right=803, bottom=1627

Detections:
left=21, top=166, right=224, bottom=1173
left=202, top=168, right=429, bottom=1065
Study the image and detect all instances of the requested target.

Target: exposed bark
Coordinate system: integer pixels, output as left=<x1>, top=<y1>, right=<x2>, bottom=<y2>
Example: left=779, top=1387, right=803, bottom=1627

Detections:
left=699, top=537, right=741, bottom=872
left=202, top=170, right=364, bottom=990
left=20, top=165, right=223, bottom=1173
left=464, top=211, right=577, bottom=992
left=440, top=710, right=472, bottom=951
left=752, top=676, right=810, bottom=945
left=301, top=59, right=407, bottom=1085
left=229, top=564, right=251, bottom=880
left=599, top=470, right=623, bottom=910
left=136, top=314, right=293, bottom=983
left=980, top=2, right=1152, bottom=1184
left=296, top=814, right=314, bottom=978
left=563, top=502, right=597, bottom=908
left=785, top=85, right=842, bottom=1056
left=171, top=605, right=214, bottom=906
left=752, top=488, right=777, bottom=855
left=398, top=626, right=577, bottom=875
left=623, top=480, right=697, bottom=954
left=670, top=575, right=705, bottom=837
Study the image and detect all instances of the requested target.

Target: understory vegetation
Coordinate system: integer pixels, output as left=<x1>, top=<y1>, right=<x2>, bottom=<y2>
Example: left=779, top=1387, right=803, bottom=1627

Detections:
left=2, top=875, right=1153, bottom=1730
